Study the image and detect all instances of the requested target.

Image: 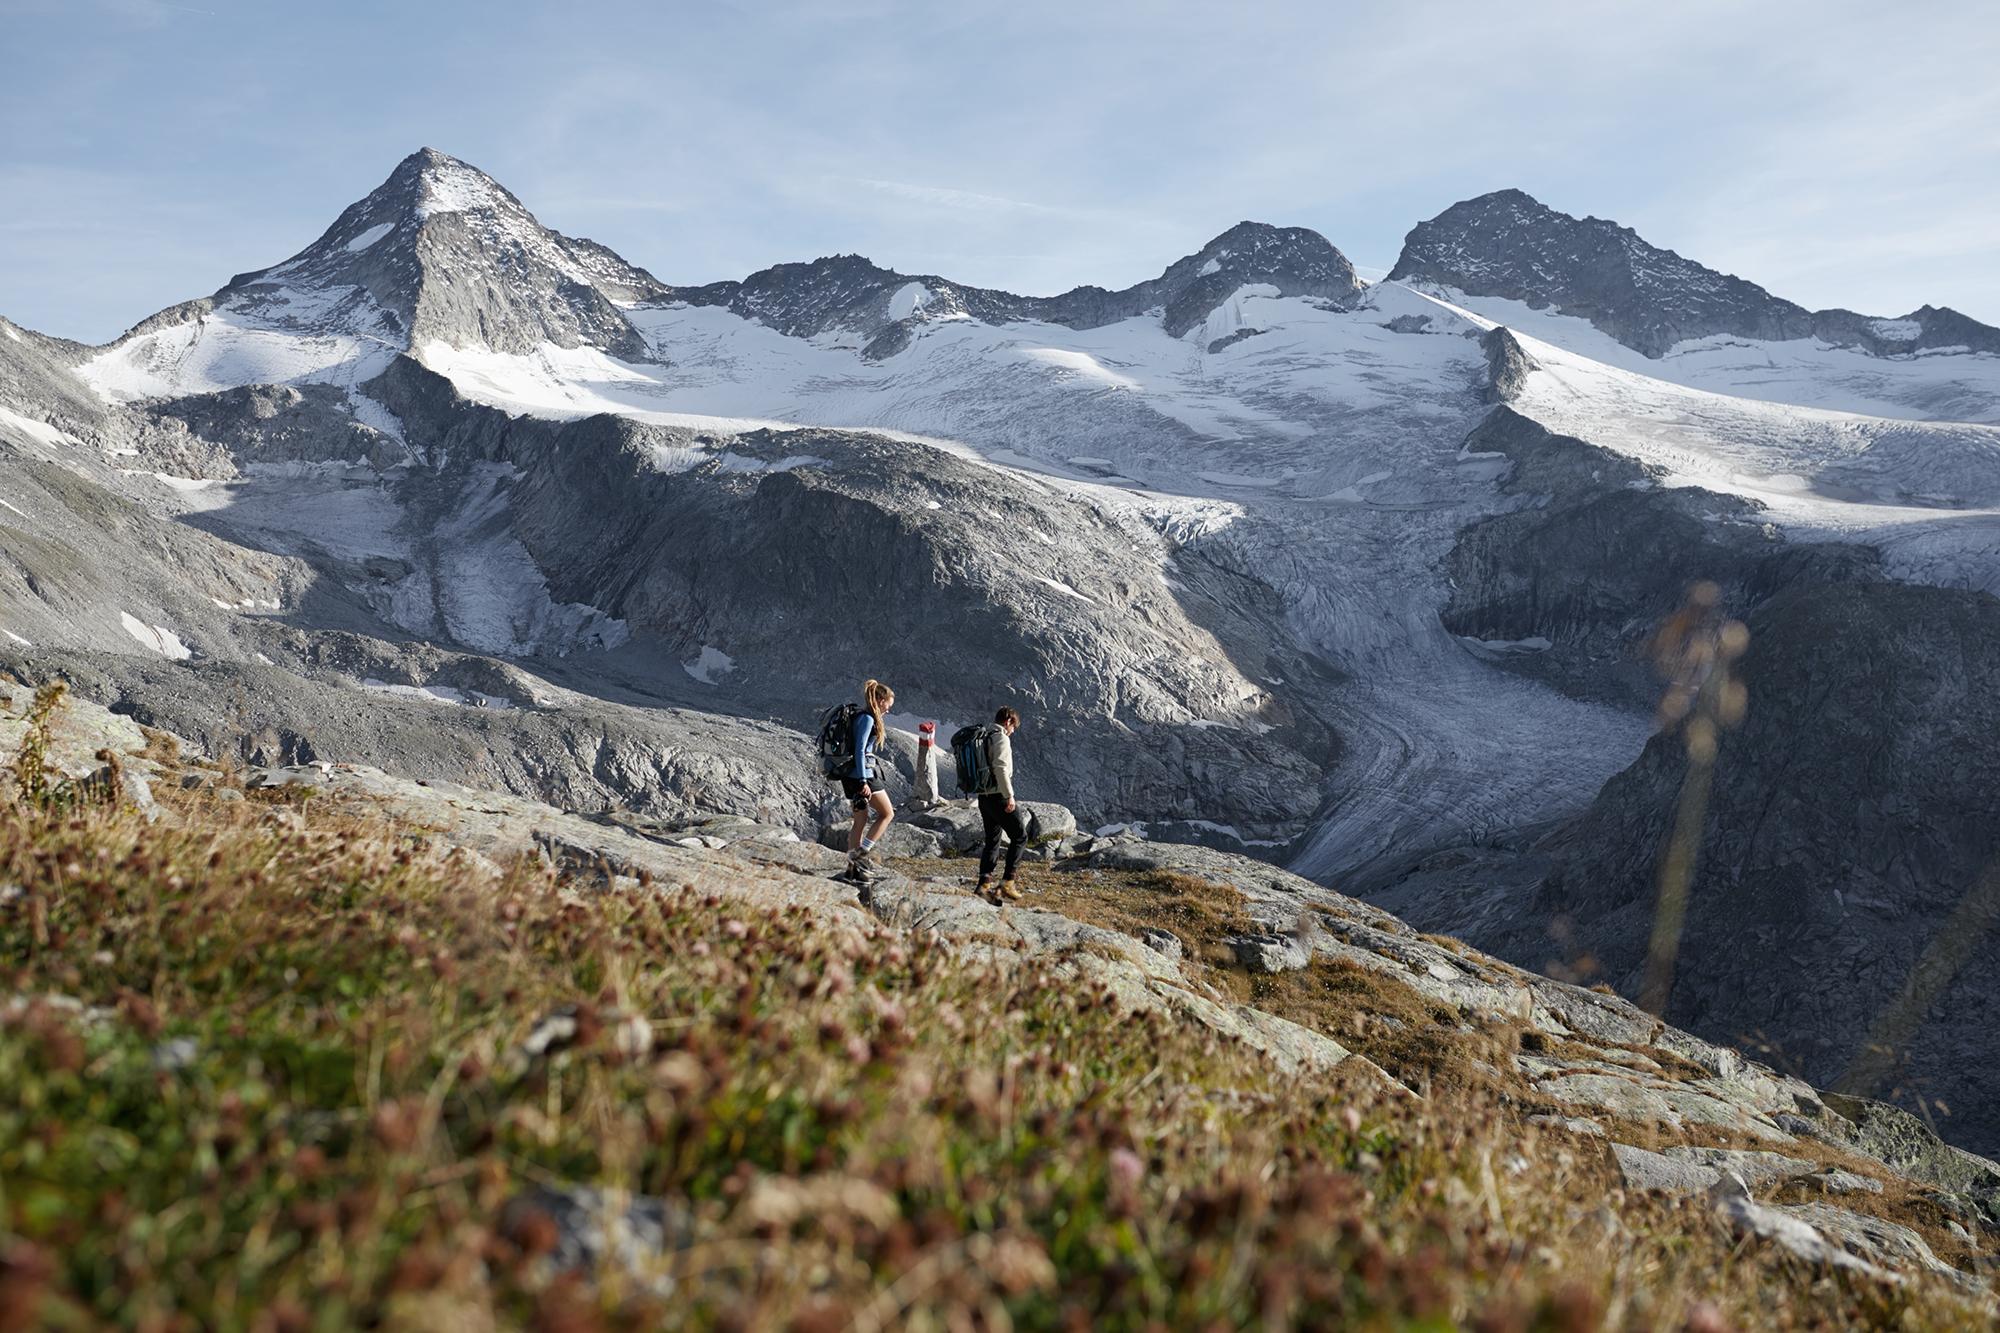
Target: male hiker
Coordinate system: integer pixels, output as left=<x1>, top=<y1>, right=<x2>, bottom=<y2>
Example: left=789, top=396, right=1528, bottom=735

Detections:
left=965, top=706, right=1027, bottom=904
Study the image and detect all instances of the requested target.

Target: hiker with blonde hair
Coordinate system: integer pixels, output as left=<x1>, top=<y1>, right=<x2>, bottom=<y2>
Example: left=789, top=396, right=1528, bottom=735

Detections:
left=815, top=679, right=897, bottom=884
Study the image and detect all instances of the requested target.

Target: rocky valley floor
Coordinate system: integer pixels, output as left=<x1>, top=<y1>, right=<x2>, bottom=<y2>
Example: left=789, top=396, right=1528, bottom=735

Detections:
left=2, top=678, right=1995, bottom=1328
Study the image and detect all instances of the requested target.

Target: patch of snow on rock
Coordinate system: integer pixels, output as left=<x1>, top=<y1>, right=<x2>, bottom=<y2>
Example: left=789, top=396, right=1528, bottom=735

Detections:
left=1459, top=634, right=1555, bottom=654
left=1197, top=470, right=1282, bottom=489
left=682, top=646, right=736, bottom=684
left=344, top=222, right=395, bottom=253
left=416, top=159, right=503, bottom=218
left=360, top=678, right=515, bottom=709
left=119, top=612, right=193, bottom=660
left=1019, top=347, right=1138, bottom=389
left=1032, top=575, right=1095, bottom=603
left=887, top=282, right=929, bottom=321
left=0, top=407, right=72, bottom=448
left=347, top=390, right=408, bottom=445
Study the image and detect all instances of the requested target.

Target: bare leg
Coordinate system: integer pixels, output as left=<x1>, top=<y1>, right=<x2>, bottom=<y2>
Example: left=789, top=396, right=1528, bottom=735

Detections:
left=866, top=789, right=895, bottom=842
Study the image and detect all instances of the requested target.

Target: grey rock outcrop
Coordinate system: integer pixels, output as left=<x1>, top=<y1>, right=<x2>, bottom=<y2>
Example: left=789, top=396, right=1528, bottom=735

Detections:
left=1610, top=1143, right=1819, bottom=1196
left=1479, top=327, right=1539, bottom=404
left=1392, top=189, right=1813, bottom=356
left=816, top=821, right=943, bottom=859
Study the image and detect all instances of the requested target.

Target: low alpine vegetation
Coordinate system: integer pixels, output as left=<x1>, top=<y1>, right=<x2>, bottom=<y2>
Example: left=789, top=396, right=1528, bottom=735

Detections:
left=0, top=782, right=1987, bottom=1329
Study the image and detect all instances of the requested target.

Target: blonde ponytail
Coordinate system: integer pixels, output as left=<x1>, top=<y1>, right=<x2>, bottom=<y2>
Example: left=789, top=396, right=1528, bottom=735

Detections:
left=862, top=678, right=893, bottom=738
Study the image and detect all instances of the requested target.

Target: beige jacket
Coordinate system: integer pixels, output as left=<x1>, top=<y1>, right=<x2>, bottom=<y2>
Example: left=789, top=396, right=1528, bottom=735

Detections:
left=987, top=726, right=1016, bottom=803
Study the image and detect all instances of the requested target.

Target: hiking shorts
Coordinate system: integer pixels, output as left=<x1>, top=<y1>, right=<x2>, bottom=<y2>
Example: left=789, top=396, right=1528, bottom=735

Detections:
left=840, top=777, right=877, bottom=811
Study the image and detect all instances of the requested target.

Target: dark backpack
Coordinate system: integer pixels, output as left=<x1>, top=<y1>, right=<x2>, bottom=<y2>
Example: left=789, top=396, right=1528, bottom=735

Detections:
left=817, top=703, right=863, bottom=780
left=950, top=723, right=1001, bottom=795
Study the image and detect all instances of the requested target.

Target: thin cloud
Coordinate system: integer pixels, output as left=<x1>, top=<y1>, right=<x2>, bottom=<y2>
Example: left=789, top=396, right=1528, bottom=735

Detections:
left=847, top=178, right=1075, bottom=217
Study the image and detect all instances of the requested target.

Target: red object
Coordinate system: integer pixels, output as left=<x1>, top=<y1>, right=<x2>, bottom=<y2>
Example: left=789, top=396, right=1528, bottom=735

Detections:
left=917, top=720, right=936, bottom=748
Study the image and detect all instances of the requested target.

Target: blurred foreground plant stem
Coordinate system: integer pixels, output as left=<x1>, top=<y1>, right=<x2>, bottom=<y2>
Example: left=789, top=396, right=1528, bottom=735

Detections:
left=1640, top=583, right=1748, bottom=1016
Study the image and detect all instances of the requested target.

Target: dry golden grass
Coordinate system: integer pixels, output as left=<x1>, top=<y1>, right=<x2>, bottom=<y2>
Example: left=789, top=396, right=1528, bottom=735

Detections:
left=0, top=739, right=1987, bottom=1326
left=898, top=849, right=1996, bottom=1292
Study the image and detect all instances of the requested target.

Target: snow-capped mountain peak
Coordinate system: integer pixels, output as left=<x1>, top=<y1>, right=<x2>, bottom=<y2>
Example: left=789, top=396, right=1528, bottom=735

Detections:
left=76, top=150, right=678, bottom=402
left=1390, top=188, right=1810, bottom=356
left=657, top=218, right=1362, bottom=356
left=1391, top=188, right=2000, bottom=364
left=227, top=147, right=668, bottom=358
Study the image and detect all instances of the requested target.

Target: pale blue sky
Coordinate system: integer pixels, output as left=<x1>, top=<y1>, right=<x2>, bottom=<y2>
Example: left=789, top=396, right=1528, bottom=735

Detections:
left=4, top=0, right=1997, bottom=343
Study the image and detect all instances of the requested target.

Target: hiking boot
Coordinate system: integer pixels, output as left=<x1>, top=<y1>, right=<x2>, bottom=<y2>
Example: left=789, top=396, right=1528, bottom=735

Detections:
left=845, top=853, right=881, bottom=884
left=999, top=879, right=1022, bottom=902
left=974, top=877, right=997, bottom=904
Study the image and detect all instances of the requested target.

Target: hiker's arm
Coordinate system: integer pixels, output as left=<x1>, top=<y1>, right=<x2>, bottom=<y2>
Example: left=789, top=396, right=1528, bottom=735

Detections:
left=991, top=732, right=1015, bottom=807
left=853, top=713, right=876, bottom=785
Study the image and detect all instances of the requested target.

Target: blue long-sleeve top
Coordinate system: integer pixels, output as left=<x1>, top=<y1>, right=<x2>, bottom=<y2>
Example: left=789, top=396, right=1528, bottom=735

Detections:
left=851, top=711, right=880, bottom=781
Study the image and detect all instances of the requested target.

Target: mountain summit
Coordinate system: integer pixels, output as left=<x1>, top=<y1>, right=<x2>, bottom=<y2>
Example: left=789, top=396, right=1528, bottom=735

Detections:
left=217, top=148, right=669, bottom=359
left=1391, top=188, right=2000, bottom=359
left=1389, top=188, right=1810, bottom=356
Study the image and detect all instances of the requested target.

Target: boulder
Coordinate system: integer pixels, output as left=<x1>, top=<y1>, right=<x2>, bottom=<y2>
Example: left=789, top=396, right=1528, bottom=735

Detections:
left=1781, top=1203, right=1981, bottom=1291
left=903, top=800, right=1078, bottom=858
left=1611, top=1144, right=1819, bottom=1196
left=1019, top=801, right=1077, bottom=842
left=1230, top=932, right=1312, bottom=974
left=1659, top=1146, right=1820, bottom=1191
left=816, top=821, right=943, bottom=860
left=1611, top=1144, right=1729, bottom=1197
left=903, top=802, right=986, bottom=854
left=1713, top=1190, right=1902, bottom=1285
left=1820, top=1093, right=2000, bottom=1215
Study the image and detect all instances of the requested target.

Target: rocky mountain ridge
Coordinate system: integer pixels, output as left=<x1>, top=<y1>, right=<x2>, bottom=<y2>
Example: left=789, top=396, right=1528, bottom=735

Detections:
left=672, top=217, right=1362, bottom=356
left=1392, top=187, right=2000, bottom=359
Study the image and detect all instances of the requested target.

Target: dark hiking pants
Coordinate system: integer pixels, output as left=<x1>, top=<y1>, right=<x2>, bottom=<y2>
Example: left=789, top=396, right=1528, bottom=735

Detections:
left=978, top=794, right=1028, bottom=881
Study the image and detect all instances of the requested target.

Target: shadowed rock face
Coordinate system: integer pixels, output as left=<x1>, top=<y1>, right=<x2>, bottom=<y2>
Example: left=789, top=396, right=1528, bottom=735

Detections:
left=1392, top=188, right=2000, bottom=359
left=1356, top=408, right=2000, bottom=1153
left=367, top=356, right=1342, bottom=834
left=1532, top=581, right=2000, bottom=1153
left=1437, top=408, right=1885, bottom=707
left=1386, top=508, right=2000, bottom=1153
